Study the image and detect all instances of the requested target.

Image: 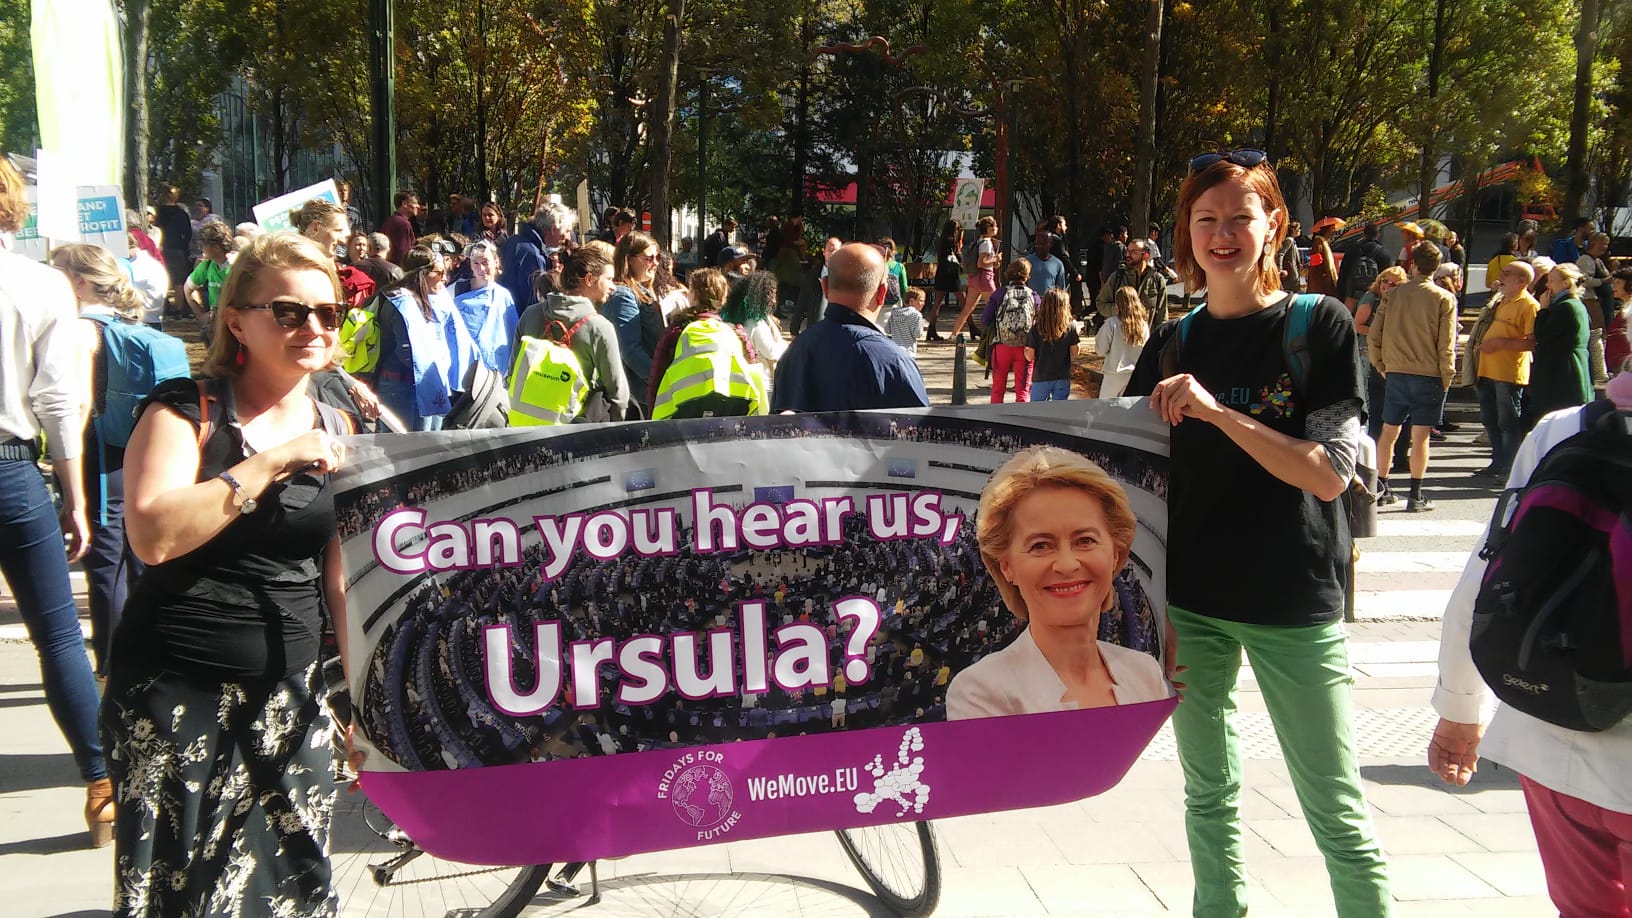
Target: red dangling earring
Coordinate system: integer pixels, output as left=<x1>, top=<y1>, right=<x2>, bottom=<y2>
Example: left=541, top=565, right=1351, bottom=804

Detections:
left=234, top=346, right=247, bottom=367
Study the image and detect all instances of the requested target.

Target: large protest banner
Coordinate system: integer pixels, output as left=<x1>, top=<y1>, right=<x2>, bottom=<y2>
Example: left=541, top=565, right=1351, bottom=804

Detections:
left=335, top=401, right=1176, bottom=865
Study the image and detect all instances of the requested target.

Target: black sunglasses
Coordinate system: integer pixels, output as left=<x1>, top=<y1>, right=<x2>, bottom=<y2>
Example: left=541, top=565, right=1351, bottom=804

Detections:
left=1189, top=149, right=1269, bottom=174
left=240, top=301, right=343, bottom=330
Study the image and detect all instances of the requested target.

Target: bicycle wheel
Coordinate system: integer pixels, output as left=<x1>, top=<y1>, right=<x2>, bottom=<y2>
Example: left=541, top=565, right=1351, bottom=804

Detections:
left=834, top=820, right=941, bottom=917
left=330, top=791, right=548, bottom=918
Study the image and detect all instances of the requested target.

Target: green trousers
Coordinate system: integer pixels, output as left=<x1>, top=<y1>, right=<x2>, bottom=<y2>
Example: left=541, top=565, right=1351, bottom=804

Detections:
left=1169, top=605, right=1391, bottom=917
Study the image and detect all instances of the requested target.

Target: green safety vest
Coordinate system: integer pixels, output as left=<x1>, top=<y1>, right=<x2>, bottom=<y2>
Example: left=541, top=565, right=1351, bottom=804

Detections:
left=651, top=317, right=767, bottom=420
left=507, top=319, right=590, bottom=426
left=339, top=303, right=382, bottom=375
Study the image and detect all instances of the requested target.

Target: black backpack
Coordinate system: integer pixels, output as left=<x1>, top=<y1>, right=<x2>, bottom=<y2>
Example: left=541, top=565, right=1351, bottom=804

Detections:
left=1344, top=245, right=1381, bottom=301
left=1469, top=400, right=1632, bottom=731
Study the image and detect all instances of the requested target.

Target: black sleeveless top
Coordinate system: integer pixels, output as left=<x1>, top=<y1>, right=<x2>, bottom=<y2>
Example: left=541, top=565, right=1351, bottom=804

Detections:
left=112, top=378, right=338, bottom=683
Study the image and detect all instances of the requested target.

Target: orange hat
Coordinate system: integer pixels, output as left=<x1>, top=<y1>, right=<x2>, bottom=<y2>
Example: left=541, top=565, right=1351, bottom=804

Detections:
left=1312, top=216, right=1347, bottom=234
left=1397, top=221, right=1424, bottom=238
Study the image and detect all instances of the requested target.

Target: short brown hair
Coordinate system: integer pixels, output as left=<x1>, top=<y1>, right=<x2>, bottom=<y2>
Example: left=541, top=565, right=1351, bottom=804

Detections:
left=1411, top=242, right=1443, bottom=275
left=204, top=233, right=342, bottom=378
left=904, top=286, right=926, bottom=306
left=1171, top=158, right=1288, bottom=296
left=977, top=447, right=1137, bottom=623
left=561, top=243, right=613, bottom=294
left=0, top=158, right=25, bottom=234
left=1004, top=259, right=1031, bottom=284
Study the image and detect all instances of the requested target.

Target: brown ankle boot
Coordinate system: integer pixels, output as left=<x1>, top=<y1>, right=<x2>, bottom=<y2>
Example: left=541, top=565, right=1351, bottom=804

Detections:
left=85, top=778, right=115, bottom=848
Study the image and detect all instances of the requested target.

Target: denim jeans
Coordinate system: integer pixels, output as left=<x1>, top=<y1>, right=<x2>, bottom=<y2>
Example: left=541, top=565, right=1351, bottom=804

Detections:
left=82, top=451, right=144, bottom=675
left=0, top=458, right=106, bottom=782
left=1476, top=378, right=1525, bottom=473
left=1169, top=605, right=1390, bottom=916
left=1030, top=378, right=1071, bottom=401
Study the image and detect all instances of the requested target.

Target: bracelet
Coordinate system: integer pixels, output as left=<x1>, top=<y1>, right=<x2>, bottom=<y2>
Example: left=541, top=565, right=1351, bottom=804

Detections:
left=218, top=471, right=258, bottom=515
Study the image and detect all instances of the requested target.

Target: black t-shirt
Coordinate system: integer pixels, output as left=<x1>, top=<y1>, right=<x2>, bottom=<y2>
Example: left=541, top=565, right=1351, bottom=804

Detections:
left=112, top=379, right=338, bottom=682
left=1128, top=295, right=1363, bottom=626
left=1026, top=325, right=1080, bottom=382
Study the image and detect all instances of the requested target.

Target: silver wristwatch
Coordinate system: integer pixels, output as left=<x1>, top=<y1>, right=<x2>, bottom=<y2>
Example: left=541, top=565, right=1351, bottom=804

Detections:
left=219, top=471, right=257, bottom=515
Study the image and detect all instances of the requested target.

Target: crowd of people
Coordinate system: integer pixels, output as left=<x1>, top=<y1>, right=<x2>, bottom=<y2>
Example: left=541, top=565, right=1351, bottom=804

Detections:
left=5, top=140, right=1632, bottom=916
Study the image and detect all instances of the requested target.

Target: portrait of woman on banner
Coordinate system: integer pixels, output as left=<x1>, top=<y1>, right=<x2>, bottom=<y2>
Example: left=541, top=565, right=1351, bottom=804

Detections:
left=947, top=447, right=1170, bottom=720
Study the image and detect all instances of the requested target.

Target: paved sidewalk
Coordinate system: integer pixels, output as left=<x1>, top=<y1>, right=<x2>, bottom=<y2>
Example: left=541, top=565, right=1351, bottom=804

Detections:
left=0, top=618, right=1552, bottom=917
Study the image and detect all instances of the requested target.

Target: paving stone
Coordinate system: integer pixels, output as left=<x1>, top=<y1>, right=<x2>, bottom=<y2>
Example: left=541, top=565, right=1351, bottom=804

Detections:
left=1370, top=814, right=1489, bottom=855
left=1386, top=853, right=1502, bottom=901
left=1020, top=863, right=1166, bottom=912
left=933, top=865, right=1048, bottom=916
left=1436, top=812, right=1541, bottom=853
left=1451, top=851, right=1550, bottom=897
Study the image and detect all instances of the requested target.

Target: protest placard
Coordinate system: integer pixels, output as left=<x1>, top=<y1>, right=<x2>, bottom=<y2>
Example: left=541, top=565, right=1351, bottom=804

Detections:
left=950, top=178, right=985, bottom=229
left=252, top=179, right=340, bottom=232
left=334, top=401, right=1176, bottom=865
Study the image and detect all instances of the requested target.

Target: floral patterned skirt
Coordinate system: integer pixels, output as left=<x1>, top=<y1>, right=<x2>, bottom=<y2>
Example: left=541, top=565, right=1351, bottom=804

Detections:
left=99, top=662, right=339, bottom=917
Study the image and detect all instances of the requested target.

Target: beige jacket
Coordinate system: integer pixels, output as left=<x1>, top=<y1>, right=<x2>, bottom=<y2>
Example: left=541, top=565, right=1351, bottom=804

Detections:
left=1368, top=275, right=1457, bottom=387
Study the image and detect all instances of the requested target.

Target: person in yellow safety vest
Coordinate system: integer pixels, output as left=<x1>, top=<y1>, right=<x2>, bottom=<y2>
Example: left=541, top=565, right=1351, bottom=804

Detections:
left=646, top=266, right=767, bottom=421
left=651, top=317, right=767, bottom=419
left=338, top=299, right=381, bottom=375
left=511, top=245, right=630, bottom=424
left=508, top=317, right=592, bottom=425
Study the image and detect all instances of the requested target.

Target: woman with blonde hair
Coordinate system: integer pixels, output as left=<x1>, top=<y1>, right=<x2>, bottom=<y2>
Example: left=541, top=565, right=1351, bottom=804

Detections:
left=103, top=232, right=355, bottom=915
left=605, top=231, right=665, bottom=415
left=1095, top=286, right=1149, bottom=398
left=1526, top=262, right=1593, bottom=427
left=947, top=446, right=1167, bottom=720
left=1354, top=266, right=1408, bottom=443
left=1125, top=149, right=1389, bottom=914
left=47, top=244, right=153, bottom=680
left=1026, top=288, right=1080, bottom=401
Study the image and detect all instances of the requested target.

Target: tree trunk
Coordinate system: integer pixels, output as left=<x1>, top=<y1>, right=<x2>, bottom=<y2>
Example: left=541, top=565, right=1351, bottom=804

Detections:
left=1128, top=0, right=1164, bottom=235
left=789, top=7, right=814, bottom=219
left=475, top=0, right=488, bottom=203
left=123, top=0, right=151, bottom=216
left=1563, top=0, right=1600, bottom=224
left=647, top=0, right=684, bottom=247
left=1417, top=0, right=1447, bottom=219
left=1264, top=0, right=1280, bottom=162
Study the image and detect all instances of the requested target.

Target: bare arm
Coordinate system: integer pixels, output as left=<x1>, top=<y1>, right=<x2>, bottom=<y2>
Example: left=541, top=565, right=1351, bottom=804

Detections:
left=324, top=535, right=352, bottom=683
left=124, top=404, right=342, bottom=564
left=1150, top=374, right=1349, bottom=501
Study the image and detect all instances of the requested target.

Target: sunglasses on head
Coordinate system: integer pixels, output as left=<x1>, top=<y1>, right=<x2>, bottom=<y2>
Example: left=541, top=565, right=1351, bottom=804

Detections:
left=1189, top=149, right=1269, bottom=174
left=240, top=300, right=343, bottom=330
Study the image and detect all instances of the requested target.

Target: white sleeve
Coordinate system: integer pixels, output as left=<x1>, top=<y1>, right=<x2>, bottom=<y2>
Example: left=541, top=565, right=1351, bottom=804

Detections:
left=29, top=270, right=88, bottom=461
left=751, top=320, right=786, bottom=362
left=1432, top=412, right=1574, bottom=723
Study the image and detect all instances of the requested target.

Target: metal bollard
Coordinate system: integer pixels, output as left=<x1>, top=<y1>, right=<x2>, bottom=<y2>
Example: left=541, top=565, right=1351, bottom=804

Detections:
left=952, top=334, right=968, bottom=405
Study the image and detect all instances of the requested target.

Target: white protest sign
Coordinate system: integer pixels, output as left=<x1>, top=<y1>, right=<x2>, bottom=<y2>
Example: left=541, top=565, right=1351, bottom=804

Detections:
left=75, top=185, right=126, bottom=250
left=950, top=178, right=985, bottom=229
left=252, top=179, right=341, bottom=233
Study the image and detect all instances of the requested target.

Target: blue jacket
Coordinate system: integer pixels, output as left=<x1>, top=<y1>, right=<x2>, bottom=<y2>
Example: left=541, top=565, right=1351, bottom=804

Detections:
left=452, top=281, right=518, bottom=376
left=771, top=303, right=929, bottom=412
left=600, top=284, right=661, bottom=400
left=498, top=224, right=548, bottom=314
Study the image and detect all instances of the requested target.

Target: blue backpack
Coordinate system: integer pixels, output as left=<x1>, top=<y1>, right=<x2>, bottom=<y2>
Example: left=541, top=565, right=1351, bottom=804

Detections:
left=83, top=314, right=191, bottom=448
left=1158, top=292, right=1321, bottom=393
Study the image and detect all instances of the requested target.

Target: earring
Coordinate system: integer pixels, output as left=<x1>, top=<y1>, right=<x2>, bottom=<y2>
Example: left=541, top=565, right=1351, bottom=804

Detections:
left=234, top=346, right=247, bottom=367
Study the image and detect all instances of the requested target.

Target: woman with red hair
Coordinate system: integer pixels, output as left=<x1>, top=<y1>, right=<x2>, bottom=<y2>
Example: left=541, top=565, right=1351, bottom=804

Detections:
left=1127, top=150, right=1390, bottom=916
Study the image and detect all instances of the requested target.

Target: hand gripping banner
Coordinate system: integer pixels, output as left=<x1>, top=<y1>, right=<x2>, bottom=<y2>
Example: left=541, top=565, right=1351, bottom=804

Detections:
left=334, top=401, right=1177, bottom=865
